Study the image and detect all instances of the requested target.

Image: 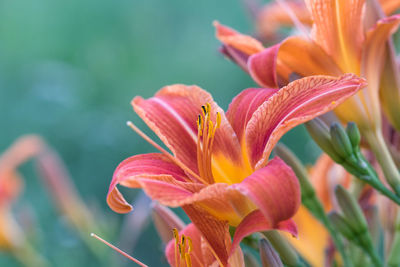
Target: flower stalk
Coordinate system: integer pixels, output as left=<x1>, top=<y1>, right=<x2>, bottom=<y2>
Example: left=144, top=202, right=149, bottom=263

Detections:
left=262, top=231, right=303, bottom=267
left=274, top=143, right=352, bottom=267
left=306, top=119, right=400, bottom=205
left=363, top=128, right=400, bottom=196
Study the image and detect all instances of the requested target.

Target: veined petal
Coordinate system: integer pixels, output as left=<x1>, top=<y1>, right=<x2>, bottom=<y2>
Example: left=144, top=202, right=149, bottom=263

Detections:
left=183, top=205, right=231, bottom=266
left=231, top=210, right=297, bottom=254
left=214, top=21, right=264, bottom=56
left=305, top=0, right=365, bottom=72
left=248, top=44, right=281, bottom=88
left=361, top=15, right=400, bottom=131
left=136, top=178, right=249, bottom=225
left=245, top=74, right=366, bottom=169
left=248, top=37, right=341, bottom=88
left=132, top=84, right=242, bottom=175
left=364, top=15, right=400, bottom=131
left=256, top=0, right=312, bottom=40
left=226, top=88, right=278, bottom=142
left=107, top=153, right=189, bottom=213
left=111, top=153, right=187, bottom=188
left=230, top=158, right=301, bottom=226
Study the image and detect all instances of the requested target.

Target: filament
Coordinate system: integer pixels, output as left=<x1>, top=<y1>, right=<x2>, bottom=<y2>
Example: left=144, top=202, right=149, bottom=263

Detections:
left=90, top=233, right=148, bottom=267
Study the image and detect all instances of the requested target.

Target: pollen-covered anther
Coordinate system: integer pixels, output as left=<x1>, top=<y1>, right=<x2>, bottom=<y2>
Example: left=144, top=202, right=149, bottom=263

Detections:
left=196, top=103, right=221, bottom=184
left=172, top=228, right=193, bottom=267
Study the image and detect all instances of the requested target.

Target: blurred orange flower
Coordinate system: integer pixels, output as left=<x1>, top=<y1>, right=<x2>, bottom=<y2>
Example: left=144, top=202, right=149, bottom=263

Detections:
left=254, top=0, right=400, bottom=41
left=217, top=1, right=400, bottom=133
left=0, top=135, right=43, bottom=250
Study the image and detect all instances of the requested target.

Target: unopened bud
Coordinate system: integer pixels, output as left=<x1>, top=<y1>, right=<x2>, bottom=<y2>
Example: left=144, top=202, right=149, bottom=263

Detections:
left=305, top=119, right=342, bottom=162
left=262, top=231, right=299, bottom=266
left=346, top=122, right=361, bottom=149
left=259, top=238, right=284, bottom=267
left=329, top=212, right=355, bottom=241
left=330, top=123, right=354, bottom=159
left=243, top=251, right=260, bottom=267
left=274, top=144, right=315, bottom=203
left=151, top=202, right=185, bottom=244
left=334, top=185, right=368, bottom=231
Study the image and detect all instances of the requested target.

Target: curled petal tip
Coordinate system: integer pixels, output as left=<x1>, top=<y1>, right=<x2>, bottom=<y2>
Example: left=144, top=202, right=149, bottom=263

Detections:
left=107, top=187, right=133, bottom=214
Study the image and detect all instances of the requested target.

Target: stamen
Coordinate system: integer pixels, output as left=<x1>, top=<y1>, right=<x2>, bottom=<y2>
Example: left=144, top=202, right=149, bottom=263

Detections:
left=195, top=103, right=221, bottom=184
left=216, top=112, right=221, bottom=129
left=90, top=233, right=148, bottom=267
left=126, top=121, right=208, bottom=184
left=185, top=253, right=192, bottom=267
left=197, top=115, right=203, bottom=135
left=181, top=235, right=186, bottom=259
left=171, top=229, right=195, bottom=267
left=173, top=228, right=179, bottom=267
left=206, top=103, right=211, bottom=113
left=201, top=105, right=207, bottom=116
left=187, top=237, right=193, bottom=253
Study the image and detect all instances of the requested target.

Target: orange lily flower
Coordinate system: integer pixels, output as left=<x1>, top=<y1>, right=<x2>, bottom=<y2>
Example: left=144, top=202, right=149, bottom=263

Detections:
left=254, top=0, right=400, bottom=41
left=216, top=1, right=400, bottom=133
left=165, top=223, right=244, bottom=267
left=107, top=74, right=365, bottom=265
left=0, top=136, right=43, bottom=250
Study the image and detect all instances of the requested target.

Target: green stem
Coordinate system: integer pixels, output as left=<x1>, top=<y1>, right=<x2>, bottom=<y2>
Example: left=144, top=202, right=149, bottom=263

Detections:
left=314, top=205, right=352, bottom=267
left=363, top=129, right=400, bottom=196
left=275, top=144, right=352, bottom=267
left=359, top=158, right=400, bottom=205
left=262, top=230, right=304, bottom=267
left=363, top=129, right=400, bottom=266
left=387, top=212, right=400, bottom=266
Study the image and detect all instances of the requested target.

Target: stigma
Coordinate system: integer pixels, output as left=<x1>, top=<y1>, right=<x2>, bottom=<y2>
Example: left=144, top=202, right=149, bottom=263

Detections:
left=196, top=103, right=221, bottom=184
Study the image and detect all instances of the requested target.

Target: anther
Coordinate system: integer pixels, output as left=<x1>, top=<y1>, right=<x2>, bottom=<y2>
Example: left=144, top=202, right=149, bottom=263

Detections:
left=216, top=112, right=221, bottom=129
left=206, top=103, right=211, bottom=113
left=187, top=237, right=193, bottom=253
left=173, top=228, right=179, bottom=242
left=201, top=105, right=207, bottom=115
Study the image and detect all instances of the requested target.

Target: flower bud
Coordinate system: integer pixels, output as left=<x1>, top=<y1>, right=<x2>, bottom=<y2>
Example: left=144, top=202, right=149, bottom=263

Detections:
left=243, top=251, right=259, bottom=267
left=346, top=122, right=361, bottom=149
left=330, top=123, right=354, bottom=159
left=328, top=212, right=355, bottom=241
left=334, top=185, right=368, bottom=231
left=259, top=238, right=284, bottom=267
left=305, top=119, right=342, bottom=162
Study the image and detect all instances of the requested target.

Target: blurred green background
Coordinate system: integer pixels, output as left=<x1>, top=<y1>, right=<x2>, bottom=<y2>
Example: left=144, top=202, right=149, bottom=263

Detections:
left=0, top=0, right=317, bottom=266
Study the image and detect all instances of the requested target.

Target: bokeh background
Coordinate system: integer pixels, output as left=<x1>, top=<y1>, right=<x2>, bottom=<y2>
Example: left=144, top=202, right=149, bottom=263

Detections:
left=0, top=0, right=318, bottom=266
